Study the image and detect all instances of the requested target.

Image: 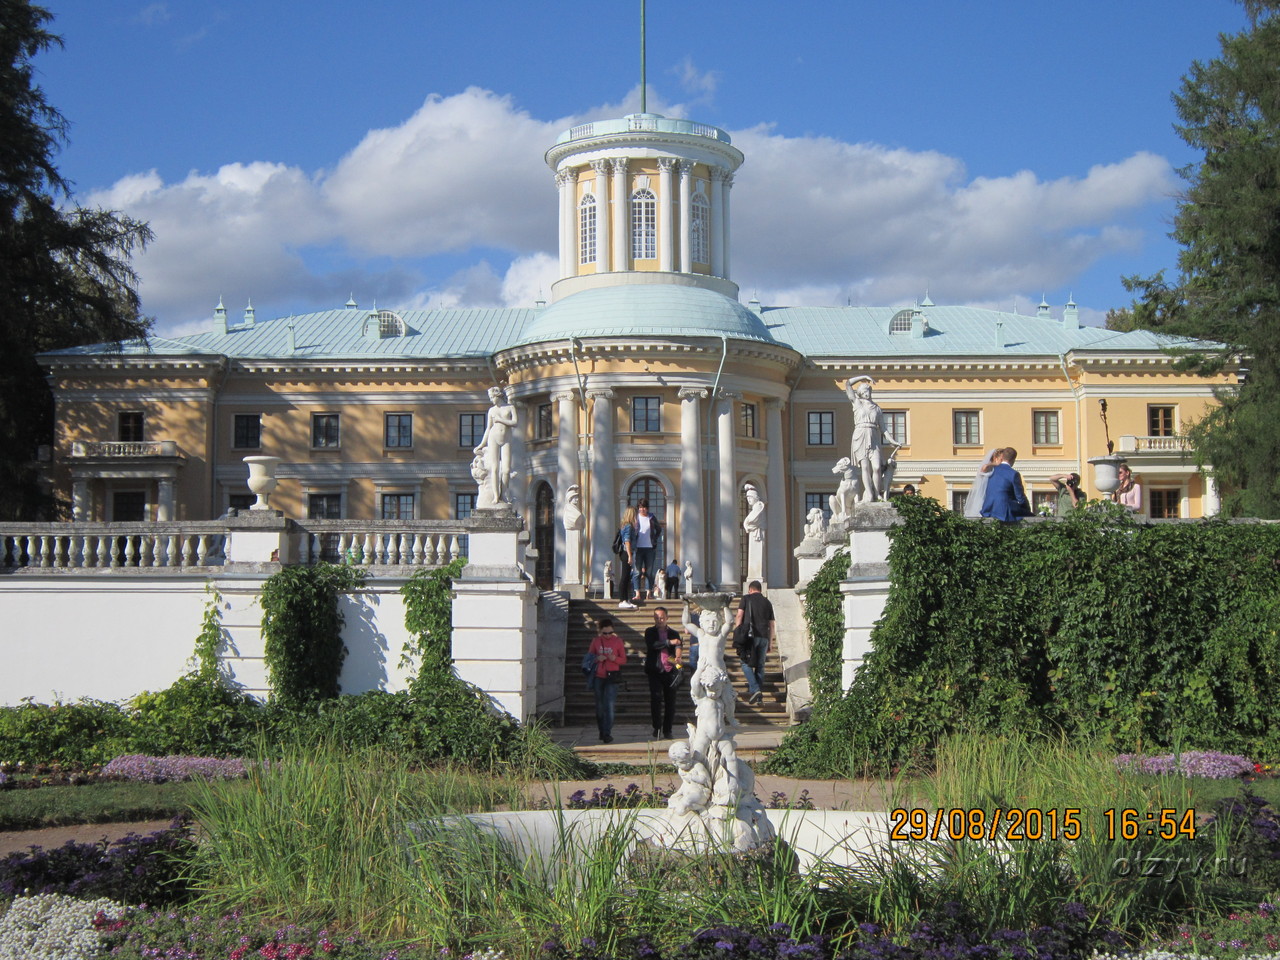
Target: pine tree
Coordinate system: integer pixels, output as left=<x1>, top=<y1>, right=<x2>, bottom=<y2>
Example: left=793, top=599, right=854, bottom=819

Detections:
left=0, top=0, right=153, bottom=518
left=1125, top=1, right=1280, bottom=516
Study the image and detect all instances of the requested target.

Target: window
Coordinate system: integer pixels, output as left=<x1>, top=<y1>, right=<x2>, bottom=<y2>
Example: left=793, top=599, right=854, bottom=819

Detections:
left=111, top=491, right=146, bottom=521
left=579, top=195, right=597, bottom=264
left=536, top=403, right=554, bottom=440
left=118, top=411, right=144, bottom=443
left=384, top=413, right=413, bottom=448
left=740, top=402, right=757, bottom=438
left=883, top=410, right=907, bottom=446
left=953, top=410, right=981, bottom=446
left=459, top=413, right=486, bottom=448
left=807, top=411, right=834, bottom=446
left=632, top=396, right=661, bottom=432
left=1149, top=405, right=1177, bottom=437
left=228, top=494, right=255, bottom=512
left=381, top=493, right=415, bottom=520
left=1033, top=410, right=1060, bottom=446
left=308, top=494, right=342, bottom=519
left=374, top=310, right=405, bottom=338
left=454, top=492, right=476, bottom=556
left=233, top=414, right=261, bottom=450
left=631, top=187, right=656, bottom=260
left=311, top=413, right=340, bottom=448
left=691, top=191, right=710, bottom=263
left=804, top=491, right=833, bottom=521
left=951, top=491, right=969, bottom=514
left=1150, top=488, right=1180, bottom=519
left=889, top=309, right=914, bottom=334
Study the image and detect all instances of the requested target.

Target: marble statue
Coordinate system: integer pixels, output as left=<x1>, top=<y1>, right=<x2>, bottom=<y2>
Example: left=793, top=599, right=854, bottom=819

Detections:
left=803, top=507, right=827, bottom=541
left=473, top=385, right=517, bottom=508
left=655, top=566, right=667, bottom=598
left=830, top=457, right=860, bottom=521
left=470, top=455, right=499, bottom=509
left=742, top=483, right=765, bottom=582
left=562, top=484, right=585, bottom=588
left=846, top=376, right=892, bottom=503
left=656, top=594, right=773, bottom=853
left=684, top=560, right=694, bottom=590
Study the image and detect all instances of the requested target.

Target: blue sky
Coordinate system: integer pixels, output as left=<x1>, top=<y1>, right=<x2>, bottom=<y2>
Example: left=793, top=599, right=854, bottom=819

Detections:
left=36, top=1, right=1247, bottom=336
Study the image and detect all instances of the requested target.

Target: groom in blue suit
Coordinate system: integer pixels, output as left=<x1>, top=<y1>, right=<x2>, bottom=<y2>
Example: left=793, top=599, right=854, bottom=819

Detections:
left=980, top=447, right=1030, bottom=522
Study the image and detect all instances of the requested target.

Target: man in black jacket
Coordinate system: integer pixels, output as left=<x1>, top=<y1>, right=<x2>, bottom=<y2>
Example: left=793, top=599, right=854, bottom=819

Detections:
left=733, top=581, right=775, bottom=704
left=643, top=606, right=682, bottom=739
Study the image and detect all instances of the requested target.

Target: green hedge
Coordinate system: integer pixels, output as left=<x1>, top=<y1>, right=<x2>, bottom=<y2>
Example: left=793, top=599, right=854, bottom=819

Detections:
left=766, top=496, right=1280, bottom=776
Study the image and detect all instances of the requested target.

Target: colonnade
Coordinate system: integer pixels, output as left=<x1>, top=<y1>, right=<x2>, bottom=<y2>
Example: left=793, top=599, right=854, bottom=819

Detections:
left=555, top=159, right=734, bottom=279
left=548, top=385, right=788, bottom=593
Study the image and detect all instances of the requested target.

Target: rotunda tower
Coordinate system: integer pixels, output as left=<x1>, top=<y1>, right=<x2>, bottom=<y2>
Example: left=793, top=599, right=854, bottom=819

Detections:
left=546, top=114, right=744, bottom=303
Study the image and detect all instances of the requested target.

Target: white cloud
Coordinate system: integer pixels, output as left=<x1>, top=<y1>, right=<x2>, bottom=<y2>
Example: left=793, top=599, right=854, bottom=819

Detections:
left=87, top=85, right=1177, bottom=336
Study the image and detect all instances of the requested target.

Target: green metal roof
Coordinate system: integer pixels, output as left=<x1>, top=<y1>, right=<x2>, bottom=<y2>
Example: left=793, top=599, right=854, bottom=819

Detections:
left=42, top=294, right=1196, bottom=362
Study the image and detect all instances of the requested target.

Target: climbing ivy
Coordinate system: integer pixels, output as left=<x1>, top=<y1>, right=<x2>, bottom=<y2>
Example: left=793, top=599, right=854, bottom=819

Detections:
left=260, top=563, right=366, bottom=705
left=802, top=549, right=849, bottom=709
left=400, top=556, right=467, bottom=690
left=767, top=496, right=1280, bottom=777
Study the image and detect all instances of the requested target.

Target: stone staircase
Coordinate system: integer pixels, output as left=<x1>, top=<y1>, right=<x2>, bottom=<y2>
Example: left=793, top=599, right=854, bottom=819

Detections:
left=562, top=597, right=790, bottom=732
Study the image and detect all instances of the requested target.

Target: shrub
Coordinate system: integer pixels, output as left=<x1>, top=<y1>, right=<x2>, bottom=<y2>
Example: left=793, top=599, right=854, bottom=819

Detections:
left=0, top=698, right=133, bottom=767
left=127, top=673, right=260, bottom=757
left=771, top=497, right=1280, bottom=775
left=0, top=817, right=195, bottom=905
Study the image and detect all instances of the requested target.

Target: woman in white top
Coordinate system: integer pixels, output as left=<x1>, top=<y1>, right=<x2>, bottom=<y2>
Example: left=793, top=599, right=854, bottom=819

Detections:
left=964, top=449, right=1002, bottom=518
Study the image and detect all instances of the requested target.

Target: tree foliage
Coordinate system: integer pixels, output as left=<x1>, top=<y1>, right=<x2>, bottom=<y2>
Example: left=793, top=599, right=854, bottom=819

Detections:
left=1123, top=1, right=1280, bottom=516
left=0, top=1, right=153, bottom=518
left=767, top=497, right=1280, bottom=777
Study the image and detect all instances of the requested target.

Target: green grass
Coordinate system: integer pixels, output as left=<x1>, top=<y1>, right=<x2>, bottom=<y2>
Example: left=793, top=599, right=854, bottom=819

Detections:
left=0, top=780, right=223, bottom=831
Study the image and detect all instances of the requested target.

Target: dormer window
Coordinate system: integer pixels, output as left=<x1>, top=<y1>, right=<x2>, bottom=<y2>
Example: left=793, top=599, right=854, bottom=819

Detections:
left=377, top=310, right=405, bottom=338
left=889, top=309, right=914, bottom=334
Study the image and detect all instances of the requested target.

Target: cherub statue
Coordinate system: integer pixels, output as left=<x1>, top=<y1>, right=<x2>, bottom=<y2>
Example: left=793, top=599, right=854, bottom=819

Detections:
left=667, top=740, right=713, bottom=817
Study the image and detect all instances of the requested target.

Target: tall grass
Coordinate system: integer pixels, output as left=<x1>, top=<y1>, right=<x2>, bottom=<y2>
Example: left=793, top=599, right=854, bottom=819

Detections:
left=866, top=733, right=1248, bottom=938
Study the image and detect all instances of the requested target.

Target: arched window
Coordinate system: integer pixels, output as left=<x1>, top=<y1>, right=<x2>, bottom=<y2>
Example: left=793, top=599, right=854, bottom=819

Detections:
left=631, top=188, right=657, bottom=260
left=578, top=194, right=596, bottom=265
left=690, top=191, right=710, bottom=264
left=626, top=476, right=668, bottom=566
left=889, top=309, right=914, bottom=334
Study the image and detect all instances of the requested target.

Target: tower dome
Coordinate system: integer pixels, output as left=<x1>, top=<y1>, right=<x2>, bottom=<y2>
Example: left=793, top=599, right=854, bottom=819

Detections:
left=515, top=283, right=774, bottom=346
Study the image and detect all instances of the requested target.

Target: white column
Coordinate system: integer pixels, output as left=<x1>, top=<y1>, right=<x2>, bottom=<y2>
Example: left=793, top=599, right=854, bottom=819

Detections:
left=71, top=479, right=89, bottom=521
left=157, top=478, right=176, bottom=522
left=716, top=391, right=740, bottom=590
left=591, top=160, right=610, bottom=271
left=556, top=170, right=575, bottom=278
left=553, top=391, right=579, bottom=586
left=720, top=170, right=734, bottom=281
left=658, top=157, right=675, bottom=272
left=587, top=388, right=616, bottom=593
left=710, top=169, right=726, bottom=278
left=1204, top=474, right=1221, bottom=517
left=678, top=387, right=706, bottom=589
left=764, top=398, right=787, bottom=585
left=678, top=161, right=693, bottom=273
left=611, top=158, right=628, bottom=272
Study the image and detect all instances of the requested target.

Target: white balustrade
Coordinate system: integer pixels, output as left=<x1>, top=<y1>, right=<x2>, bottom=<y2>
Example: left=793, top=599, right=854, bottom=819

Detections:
left=0, top=525, right=227, bottom=571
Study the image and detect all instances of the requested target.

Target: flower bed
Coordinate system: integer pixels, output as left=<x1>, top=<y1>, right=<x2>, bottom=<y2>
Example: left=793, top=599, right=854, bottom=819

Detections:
left=100, top=754, right=249, bottom=783
left=1115, top=750, right=1259, bottom=779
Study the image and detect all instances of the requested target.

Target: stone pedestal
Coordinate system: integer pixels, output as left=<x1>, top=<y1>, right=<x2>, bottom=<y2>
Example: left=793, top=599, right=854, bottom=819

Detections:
left=223, top=510, right=290, bottom=566
left=451, top=516, right=538, bottom=722
left=562, top=527, right=585, bottom=599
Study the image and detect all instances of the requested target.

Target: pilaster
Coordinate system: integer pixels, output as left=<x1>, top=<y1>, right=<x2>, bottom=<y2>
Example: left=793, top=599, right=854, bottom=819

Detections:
left=610, top=158, right=628, bottom=273
left=716, top=391, right=741, bottom=590
left=764, top=398, right=787, bottom=585
left=591, top=160, right=611, bottom=271
left=587, top=387, right=616, bottom=593
left=678, top=386, right=706, bottom=587
left=678, top=160, right=693, bottom=273
left=658, top=157, right=676, bottom=272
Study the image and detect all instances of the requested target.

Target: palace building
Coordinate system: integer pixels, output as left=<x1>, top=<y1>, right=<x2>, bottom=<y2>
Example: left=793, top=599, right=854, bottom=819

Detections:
left=40, top=110, right=1232, bottom=590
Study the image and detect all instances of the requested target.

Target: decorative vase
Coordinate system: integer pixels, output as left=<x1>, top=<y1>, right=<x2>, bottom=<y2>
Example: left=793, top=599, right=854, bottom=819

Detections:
left=1088, top=455, right=1126, bottom=495
left=243, top=455, right=282, bottom=510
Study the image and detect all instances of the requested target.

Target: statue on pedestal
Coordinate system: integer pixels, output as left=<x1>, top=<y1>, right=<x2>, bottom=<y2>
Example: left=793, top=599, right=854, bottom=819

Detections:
left=742, top=483, right=765, bottom=582
left=846, top=376, right=899, bottom=504
left=654, top=594, right=773, bottom=853
left=803, top=507, right=827, bottom=541
left=829, top=457, right=860, bottom=521
left=562, top=484, right=585, bottom=586
left=473, top=385, right=517, bottom=508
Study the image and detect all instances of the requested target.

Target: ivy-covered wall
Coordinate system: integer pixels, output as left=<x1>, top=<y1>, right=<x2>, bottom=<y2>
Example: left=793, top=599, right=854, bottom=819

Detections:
left=767, top=497, right=1280, bottom=776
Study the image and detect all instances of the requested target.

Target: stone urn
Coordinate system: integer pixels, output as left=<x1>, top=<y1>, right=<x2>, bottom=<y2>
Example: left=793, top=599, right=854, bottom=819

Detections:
left=243, top=455, right=282, bottom=510
left=1087, top=455, right=1126, bottom=495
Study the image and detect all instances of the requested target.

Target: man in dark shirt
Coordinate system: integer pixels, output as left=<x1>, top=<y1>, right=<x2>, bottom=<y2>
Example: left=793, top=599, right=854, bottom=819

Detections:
left=733, top=580, right=775, bottom=704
